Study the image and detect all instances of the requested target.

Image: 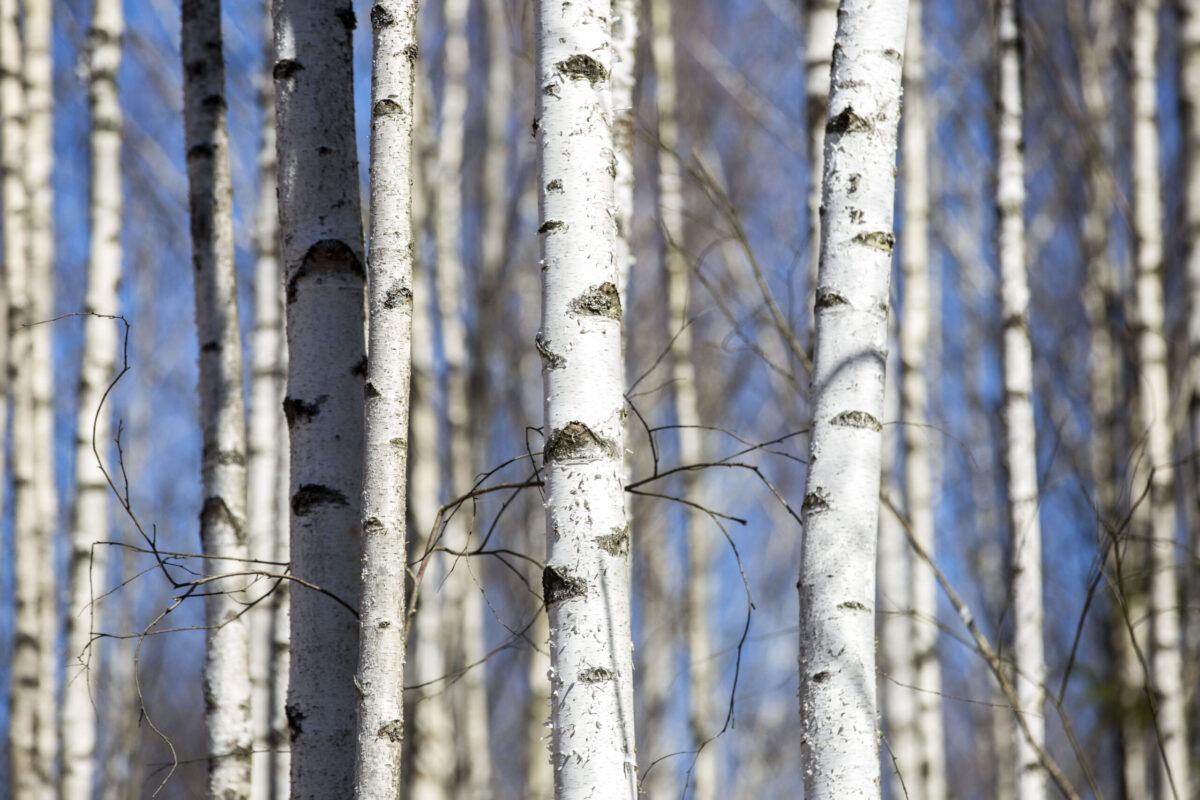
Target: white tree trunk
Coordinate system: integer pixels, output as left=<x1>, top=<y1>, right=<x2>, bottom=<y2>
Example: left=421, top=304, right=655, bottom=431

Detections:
left=272, top=2, right=366, bottom=795
left=1130, top=2, right=1190, bottom=796
left=22, top=3, right=60, bottom=787
left=804, top=0, right=838, bottom=338
left=994, top=4, right=1046, bottom=798
left=181, top=2, right=254, bottom=795
left=611, top=0, right=638, bottom=307
left=61, top=2, right=124, bottom=797
left=353, top=1, right=418, bottom=795
left=648, top=0, right=716, bottom=796
left=797, top=1, right=908, bottom=797
left=898, top=3, right=944, bottom=796
left=247, top=5, right=286, bottom=799
left=2, top=1, right=40, bottom=795
left=535, top=1, right=637, bottom=796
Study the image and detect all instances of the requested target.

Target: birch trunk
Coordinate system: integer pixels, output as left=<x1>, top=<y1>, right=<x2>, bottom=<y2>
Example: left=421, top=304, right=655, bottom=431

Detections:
left=247, top=4, right=286, bottom=797
left=899, top=3, right=944, bottom=795
left=180, top=2, right=254, bottom=795
left=797, top=1, right=908, bottom=796
left=804, top=0, right=838, bottom=338
left=1130, top=2, right=1190, bottom=795
left=61, top=2, right=124, bottom=797
left=536, top=1, right=637, bottom=796
left=272, top=1, right=366, bottom=795
left=612, top=0, right=638, bottom=306
left=994, top=3, right=1047, bottom=797
left=353, top=2, right=418, bottom=795
left=2, top=1, right=40, bottom=795
left=648, top=0, right=716, bottom=795
left=23, top=3, right=60, bottom=786
left=407, top=58, right=456, bottom=800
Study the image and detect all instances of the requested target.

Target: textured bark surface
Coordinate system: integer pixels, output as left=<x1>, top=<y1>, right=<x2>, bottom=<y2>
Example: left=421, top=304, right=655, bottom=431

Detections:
left=61, top=2, right=124, bottom=797
left=1130, top=2, right=1190, bottom=795
left=247, top=5, right=287, bottom=799
left=536, top=1, right=638, bottom=796
left=797, top=1, right=908, bottom=797
left=994, top=4, right=1046, bottom=798
left=803, top=0, right=837, bottom=342
left=612, top=0, right=638, bottom=306
left=353, top=1, right=418, bottom=796
left=272, top=2, right=366, bottom=796
left=181, top=1, right=253, bottom=795
left=898, top=3, right=944, bottom=795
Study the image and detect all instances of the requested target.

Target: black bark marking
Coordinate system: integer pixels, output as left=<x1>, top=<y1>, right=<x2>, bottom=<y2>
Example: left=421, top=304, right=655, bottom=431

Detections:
left=829, top=410, right=882, bottom=432
left=545, top=178, right=563, bottom=192
left=544, top=421, right=618, bottom=464
left=373, top=98, right=403, bottom=117
left=543, top=566, right=587, bottom=605
left=363, top=517, right=385, bottom=536
left=377, top=720, right=403, bottom=742
left=285, top=704, right=305, bottom=738
left=274, top=59, right=303, bottom=81
left=811, top=670, right=832, bottom=683
left=828, top=106, right=870, bottom=134
left=535, top=332, right=566, bottom=369
left=802, top=488, right=830, bottom=514
left=568, top=282, right=621, bottom=319
left=838, top=600, right=869, bottom=611
left=556, top=53, right=607, bottom=84
left=292, top=484, right=349, bottom=517
left=578, top=666, right=614, bottom=683
left=853, top=231, right=895, bottom=254
left=364, top=382, right=381, bottom=399
left=595, top=526, right=629, bottom=556
left=352, top=355, right=369, bottom=377
left=383, top=283, right=412, bottom=309
left=370, top=3, right=394, bottom=28
left=538, top=219, right=565, bottom=234
left=287, top=239, right=364, bottom=303
left=283, top=395, right=328, bottom=427
left=814, top=288, right=849, bottom=309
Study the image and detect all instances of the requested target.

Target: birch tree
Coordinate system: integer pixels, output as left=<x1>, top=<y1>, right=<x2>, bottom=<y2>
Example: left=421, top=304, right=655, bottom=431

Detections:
left=1130, top=1, right=1190, bottom=794
left=353, top=1, right=418, bottom=795
left=61, top=2, right=124, bottom=797
left=649, top=0, right=716, bottom=795
left=994, top=2, right=1047, bottom=797
left=804, top=0, right=838, bottom=330
left=797, top=1, right=908, bottom=797
left=180, top=1, right=253, bottom=794
left=899, top=1, right=945, bottom=794
left=612, top=0, right=637, bottom=304
left=2, top=1, right=41, bottom=794
left=535, top=1, right=637, bottom=796
left=272, top=1, right=366, bottom=795
left=247, top=6, right=287, bottom=799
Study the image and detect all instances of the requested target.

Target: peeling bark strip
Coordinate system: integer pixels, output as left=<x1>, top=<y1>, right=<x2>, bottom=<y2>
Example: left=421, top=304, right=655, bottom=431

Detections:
left=62, top=1, right=125, bottom=796
left=798, top=1, right=908, bottom=798
left=536, top=1, right=637, bottom=796
left=352, top=1, right=418, bottom=796
left=273, top=1, right=367, bottom=796
left=180, top=1, right=254, bottom=797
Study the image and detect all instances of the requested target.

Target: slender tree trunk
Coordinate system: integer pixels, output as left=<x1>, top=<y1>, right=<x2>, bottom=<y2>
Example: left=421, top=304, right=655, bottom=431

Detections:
left=1130, top=2, right=1190, bottom=796
left=523, top=488, right=553, bottom=800
left=612, top=0, right=638, bottom=307
left=898, top=3, right=944, bottom=795
left=353, top=1, right=418, bottom=795
left=272, top=1, right=366, bottom=795
left=535, top=1, right=637, bottom=796
left=994, top=3, right=1047, bottom=797
left=648, top=0, right=716, bottom=796
left=61, top=2, right=124, bottom=797
left=23, top=4, right=60, bottom=788
left=180, top=2, right=254, bottom=795
left=407, top=57, right=456, bottom=800
left=803, top=0, right=838, bottom=341
left=2, top=1, right=39, bottom=795
left=797, top=1, right=908, bottom=797
left=247, top=5, right=285, bottom=798
left=433, top=2, right=495, bottom=794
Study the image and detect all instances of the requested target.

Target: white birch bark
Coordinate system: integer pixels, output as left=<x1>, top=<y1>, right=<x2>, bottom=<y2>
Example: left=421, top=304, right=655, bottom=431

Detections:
left=994, top=3, right=1046, bottom=797
left=898, top=3, right=944, bottom=795
left=353, top=2, right=418, bottom=795
left=61, top=2, right=124, bottom=797
left=611, top=0, right=638, bottom=306
left=797, top=1, right=908, bottom=796
left=180, top=2, right=254, bottom=794
left=23, top=3, right=60, bottom=786
left=247, top=5, right=285, bottom=798
left=407, top=58, right=456, bottom=800
left=272, top=1, right=366, bottom=795
left=1130, top=2, right=1190, bottom=795
left=648, top=0, right=715, bottom=796
left=536, top=1, right=637, bottom=796
left=2, top=1, right=40, bottom=795
left=804, top=0, right=838, bottom=338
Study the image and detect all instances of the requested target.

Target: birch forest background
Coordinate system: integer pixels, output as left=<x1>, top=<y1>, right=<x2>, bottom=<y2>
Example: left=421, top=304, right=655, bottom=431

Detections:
left=1, top=0, right=1199, bottom=798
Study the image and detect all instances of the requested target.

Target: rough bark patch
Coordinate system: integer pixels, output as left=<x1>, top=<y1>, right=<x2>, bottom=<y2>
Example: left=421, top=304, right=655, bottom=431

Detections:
left=377, top=720, right=403, bottom=742
left=544, top=421, right=618, bottom=464
left=285, top=704, right=305, bottom=738
left=286, top=239, right=364, bottom=303
left=814, top=288, right=849, bottom=309
left=373, top=98, right=404, bottom=117
left=578, top=666, right=614, bottom=683
left=853, top=231, right=895, bottom=254
left=829, top=410, right=882, bottom=432
left=811, top=670, right=832, bottom=683
left=545, top=178, right=563, bottom=192
left=383, top=283, right=413, bottom=309
left=273, top=59, right=303, bottom=81
left=555, top=53, right=608, bottom=84
left=535, top=332, right=566, bottom=370
left=538, top=219, right=565, bottom=234
left=802, top=487, right=830, bottom=513
left=292, top=484, right=349, bottom=517
left=543, top=566, right=587, bottom=605
left=837, top=600, right=868, bottom=611
left=283, top=395, right=328, bottom=427
left=568, top=282, right=622, bottom=319
left=595, top=526, right=629, bottom=556
left=828, top=106, right=870, bottom=134
left=369, top=3, right=394, bottom=28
